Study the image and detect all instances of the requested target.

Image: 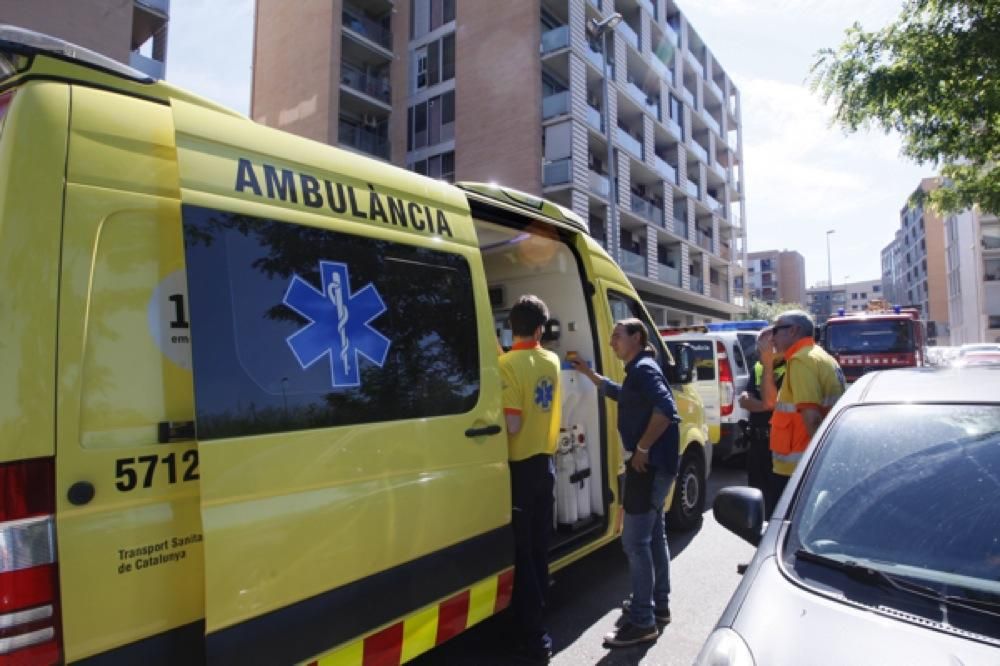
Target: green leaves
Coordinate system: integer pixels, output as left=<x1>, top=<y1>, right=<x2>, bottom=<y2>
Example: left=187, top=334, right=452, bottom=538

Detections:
left=812, top=0, right=1000, bottom=213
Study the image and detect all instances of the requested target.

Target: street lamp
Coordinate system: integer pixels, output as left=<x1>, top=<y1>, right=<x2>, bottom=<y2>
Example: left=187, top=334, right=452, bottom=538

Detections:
left=826, top=229, right=835, bottom=319
left=588, top=13, right=623, bottom=264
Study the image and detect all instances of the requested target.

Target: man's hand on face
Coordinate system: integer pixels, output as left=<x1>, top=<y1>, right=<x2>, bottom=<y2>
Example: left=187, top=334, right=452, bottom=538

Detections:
left=758, top=329, right=776, bottom=365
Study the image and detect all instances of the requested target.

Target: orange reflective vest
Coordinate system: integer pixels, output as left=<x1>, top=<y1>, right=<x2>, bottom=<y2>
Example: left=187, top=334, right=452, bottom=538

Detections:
left=769, top=338, right=845, bottom=476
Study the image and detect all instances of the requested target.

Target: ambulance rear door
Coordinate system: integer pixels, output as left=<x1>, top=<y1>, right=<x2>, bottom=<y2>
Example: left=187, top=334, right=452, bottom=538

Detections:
left=171, top=99, right=513, bottom=665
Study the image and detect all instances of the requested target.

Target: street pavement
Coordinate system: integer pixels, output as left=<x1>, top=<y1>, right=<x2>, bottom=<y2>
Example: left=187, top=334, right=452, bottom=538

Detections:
left=411, top=465, right=755, bottom=666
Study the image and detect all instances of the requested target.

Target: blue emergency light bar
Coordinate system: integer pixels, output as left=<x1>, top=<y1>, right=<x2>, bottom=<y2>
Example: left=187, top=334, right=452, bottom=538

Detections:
left=706, top=320, right=770, bottom=332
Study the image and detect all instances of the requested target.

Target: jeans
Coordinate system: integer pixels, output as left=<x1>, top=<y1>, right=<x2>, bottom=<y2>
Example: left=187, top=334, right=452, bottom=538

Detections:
left=621, top=468, right=674, bottom=628
left=509, top=454, right=555, bottom=650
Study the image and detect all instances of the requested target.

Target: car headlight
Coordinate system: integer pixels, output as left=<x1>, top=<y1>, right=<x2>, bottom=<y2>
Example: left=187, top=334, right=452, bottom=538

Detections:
left=694, top=628, right=755, bottom=666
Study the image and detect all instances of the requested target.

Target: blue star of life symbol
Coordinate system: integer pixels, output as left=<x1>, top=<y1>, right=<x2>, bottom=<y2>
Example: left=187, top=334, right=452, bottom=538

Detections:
left=534, top=378, right=554, bottom=410
left=282, top=261, right=391, bottom=389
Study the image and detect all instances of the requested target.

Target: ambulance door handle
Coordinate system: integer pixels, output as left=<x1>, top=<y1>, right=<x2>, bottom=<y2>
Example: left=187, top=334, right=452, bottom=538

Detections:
left=465, top=424, right=502, bottom=438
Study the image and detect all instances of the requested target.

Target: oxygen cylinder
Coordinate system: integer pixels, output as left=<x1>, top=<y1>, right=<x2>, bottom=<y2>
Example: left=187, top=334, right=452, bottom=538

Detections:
left=555, top=429, right=578, bottom=525
left=571, top=425, right=591, bottom=520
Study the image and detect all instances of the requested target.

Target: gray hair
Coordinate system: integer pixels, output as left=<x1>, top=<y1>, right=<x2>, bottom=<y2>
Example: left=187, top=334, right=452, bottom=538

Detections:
left=774, top=310, right=815, bottom=338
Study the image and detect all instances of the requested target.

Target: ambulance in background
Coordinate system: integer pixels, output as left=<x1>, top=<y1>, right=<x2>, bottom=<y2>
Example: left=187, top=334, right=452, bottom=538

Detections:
left=821, top=300, right=927, bottom=383
left=0, top=27, right=710, bottom=665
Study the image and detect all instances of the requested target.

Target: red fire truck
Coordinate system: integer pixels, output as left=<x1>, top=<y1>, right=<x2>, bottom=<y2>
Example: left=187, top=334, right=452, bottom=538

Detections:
left=822, top=300, right=927, bottom=383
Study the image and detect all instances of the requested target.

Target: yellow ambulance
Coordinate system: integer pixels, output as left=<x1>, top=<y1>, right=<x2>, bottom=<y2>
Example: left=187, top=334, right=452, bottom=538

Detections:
left=0, top=26, right=707, bottom=665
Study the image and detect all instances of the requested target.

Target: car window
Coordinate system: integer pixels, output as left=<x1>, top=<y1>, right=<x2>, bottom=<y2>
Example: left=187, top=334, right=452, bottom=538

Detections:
left=730, top=340, right=747, bottom=373
left=787, top=404, right=1000, bottom=597
left=682, top=339, right=715, bottom=381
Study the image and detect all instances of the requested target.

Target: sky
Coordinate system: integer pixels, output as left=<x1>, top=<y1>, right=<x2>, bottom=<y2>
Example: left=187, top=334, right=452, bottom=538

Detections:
left=164, top=0, right=931, bottom=290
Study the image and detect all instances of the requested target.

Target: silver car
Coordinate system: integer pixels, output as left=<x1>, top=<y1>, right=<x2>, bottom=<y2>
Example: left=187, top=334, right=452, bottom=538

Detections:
left=697, top=366, right=1000, bottom=665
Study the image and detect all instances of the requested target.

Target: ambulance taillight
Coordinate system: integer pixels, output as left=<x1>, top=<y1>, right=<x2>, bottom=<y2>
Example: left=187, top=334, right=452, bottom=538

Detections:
left=717, top=341, right=735, bottom=417
left=0, top=458, right=61, bottom=665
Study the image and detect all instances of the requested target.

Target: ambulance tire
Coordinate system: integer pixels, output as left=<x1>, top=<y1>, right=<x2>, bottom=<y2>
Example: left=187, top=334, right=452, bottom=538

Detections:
left=667, top=449, right=705, bottom=532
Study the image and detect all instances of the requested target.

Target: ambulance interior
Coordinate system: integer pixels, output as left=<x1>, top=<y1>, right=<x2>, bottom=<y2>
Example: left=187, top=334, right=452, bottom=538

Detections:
left=475, top=219, right=608, bottom=554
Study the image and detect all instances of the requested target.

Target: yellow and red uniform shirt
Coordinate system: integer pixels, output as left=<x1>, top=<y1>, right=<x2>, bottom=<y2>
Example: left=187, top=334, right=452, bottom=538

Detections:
left=770, top=337, right=845, bottom=476
left=499, top=341, right=561, bottom=461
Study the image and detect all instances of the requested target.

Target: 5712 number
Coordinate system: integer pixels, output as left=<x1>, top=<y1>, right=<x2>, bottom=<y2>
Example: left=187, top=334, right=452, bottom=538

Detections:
left=115, top=450, right=199, bottom=492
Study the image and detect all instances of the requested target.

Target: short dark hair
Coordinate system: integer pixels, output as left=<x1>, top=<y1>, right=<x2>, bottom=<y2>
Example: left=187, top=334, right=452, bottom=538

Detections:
left=509, top=295, right=550, bottom=337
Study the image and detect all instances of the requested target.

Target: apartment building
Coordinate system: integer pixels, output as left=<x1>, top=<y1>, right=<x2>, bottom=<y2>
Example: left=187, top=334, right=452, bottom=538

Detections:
left=806, top=278, right=882, bottom=322
left=745, top=250, right=805, bottom=305
left=251, top=0, right=746, bottom=326
left=879, top=177, right=950, bottom=344
left=0, top=0, right=170, bottom=79
left=944, top=208, right=1000, bottom=344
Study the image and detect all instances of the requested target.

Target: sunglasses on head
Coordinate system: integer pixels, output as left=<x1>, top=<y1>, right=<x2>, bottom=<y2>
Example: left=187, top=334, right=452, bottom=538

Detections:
left=772, top=324, right=794, bottom=332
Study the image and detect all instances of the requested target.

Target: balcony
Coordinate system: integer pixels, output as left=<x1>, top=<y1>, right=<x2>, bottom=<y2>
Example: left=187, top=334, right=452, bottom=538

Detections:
left=543, top=158, right=572, bottom=186
left=586, top=43, right=607, bottom=72
left=982, top=230, right=1000, bottom=250
left=338, top=122, right=389, bottom=159
left=707, top=79, right=724, bottom=100
left=342, top=4, right=391, bottom=49
left=703, top=111, right=721, bottom=135
left=711, top=283, right=728, bottom=301
left=626, top=81, right=661, bottom=120
left=542, top=90, right=570, bottom=119
left=658, top=262, right=681, bottom=287
left=653, top=155, right=677, bottom=184
left=638, top=0, right=657, bottom=19
left=681, top=87, right=695, bottom=107
left=619, top=22, right=640, bottom=50
left=630, top=193, right=663, bottom=225
left=341, top=64, right=390, bottom=104
left=664, top=22, right=679, bottom=47
left=666, top=118, right=682, bottom=140
left=616, top=127, right=644, bottom=160
left=720, top=242, right=732, bottom=260
left=650, top=54, right=673, bottom=85
left=620, top=248, right=648, bottom=276
left=688, top=140, right=708, bottom=163
left=589, top=170, right=610, bottom=198
left=685, top=179, right=700, bottom=199
left=673, top=218, right=688, bottom=239
left=705, top=192, right=722, bottom=213
left=697, top=229, right=713, bottom=252
left=541, top=25, right=570, bottom=54
left=129, top=51, right=164, bottom=79
left=586, top=104, right=603, bottom=132
left=690, top=275, right=705, bottom=293
left=685, top=49, right=705, bottom=77
left=710, top=159, right=727, bottom=181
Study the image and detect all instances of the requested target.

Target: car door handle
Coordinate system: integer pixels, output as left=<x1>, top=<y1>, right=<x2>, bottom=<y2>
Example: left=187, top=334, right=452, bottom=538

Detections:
left=465, top=424, right=502, bottom=438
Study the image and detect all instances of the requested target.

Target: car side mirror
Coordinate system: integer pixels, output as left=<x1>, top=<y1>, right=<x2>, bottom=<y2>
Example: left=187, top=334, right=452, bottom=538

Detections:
left=713, top=487, right=765, bottom=547
left=665, top=343, right=694, bottom=384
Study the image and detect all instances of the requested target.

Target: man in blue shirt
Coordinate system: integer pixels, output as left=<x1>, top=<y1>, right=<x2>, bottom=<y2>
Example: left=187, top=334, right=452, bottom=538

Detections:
left=571, top=318, right=680, bottom=647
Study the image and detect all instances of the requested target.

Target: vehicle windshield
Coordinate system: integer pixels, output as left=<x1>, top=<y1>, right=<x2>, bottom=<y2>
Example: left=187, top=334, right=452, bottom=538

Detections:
left=826, top=320, right=913, bottom=354
left=788, top=404, right=1000, bottom=601
left=668, top=340, right=714, bottom=381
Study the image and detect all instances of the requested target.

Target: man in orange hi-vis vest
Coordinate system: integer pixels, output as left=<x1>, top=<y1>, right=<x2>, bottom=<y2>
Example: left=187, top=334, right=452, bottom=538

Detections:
left=758, top=310, right=845, bottom=509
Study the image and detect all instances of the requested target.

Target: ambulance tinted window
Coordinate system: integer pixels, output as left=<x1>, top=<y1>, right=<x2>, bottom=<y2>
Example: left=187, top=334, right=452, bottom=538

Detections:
left=182, top=205, right=480, bottom=439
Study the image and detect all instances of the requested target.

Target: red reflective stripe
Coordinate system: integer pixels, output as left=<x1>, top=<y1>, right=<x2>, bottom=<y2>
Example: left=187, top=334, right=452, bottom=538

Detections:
left=362, top=621, right=403, bottom=666
left=494, top=569, right=514, bottom=613
left=435, top=590, right=469, bottom=644
left=0, top=565, right=56, bottom=613
left=0, top=458, right=54, bottom=522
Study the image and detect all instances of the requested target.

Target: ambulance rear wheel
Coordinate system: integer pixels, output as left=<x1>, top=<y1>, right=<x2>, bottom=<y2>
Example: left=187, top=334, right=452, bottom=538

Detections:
left=668, top=449, right=705, bottom=532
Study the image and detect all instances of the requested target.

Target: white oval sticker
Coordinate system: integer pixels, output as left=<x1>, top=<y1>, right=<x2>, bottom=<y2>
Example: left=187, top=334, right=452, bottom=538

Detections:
left=147, top=269, right=192, bottom=370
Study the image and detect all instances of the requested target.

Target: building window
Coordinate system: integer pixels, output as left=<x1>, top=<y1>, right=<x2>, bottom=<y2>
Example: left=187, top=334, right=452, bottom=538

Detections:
left=408, top=90, right=455, bottom=152
left=989, top=315, right=1000, bottom=329
left=409, top=150, right=456, bottom=182
left=411, top=34, right=455, bottom=92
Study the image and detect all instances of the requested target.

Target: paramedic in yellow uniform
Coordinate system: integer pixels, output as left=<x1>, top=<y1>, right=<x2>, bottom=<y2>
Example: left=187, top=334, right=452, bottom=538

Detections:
left=499, top=295, right=562, bottom=662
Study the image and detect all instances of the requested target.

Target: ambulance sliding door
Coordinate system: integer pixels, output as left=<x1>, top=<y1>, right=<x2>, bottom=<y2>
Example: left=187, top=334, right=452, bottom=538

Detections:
left=173, top=104, right=512, bottom=664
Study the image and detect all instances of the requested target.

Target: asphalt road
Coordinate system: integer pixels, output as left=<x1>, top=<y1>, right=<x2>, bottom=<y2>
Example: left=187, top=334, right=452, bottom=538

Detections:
left=410, top=465, right=755, bottom=666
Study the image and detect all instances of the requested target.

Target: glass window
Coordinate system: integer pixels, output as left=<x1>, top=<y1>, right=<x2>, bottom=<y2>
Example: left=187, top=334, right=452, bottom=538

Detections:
left=607, top=290, right=675, bottom=375
left=442, top=33, right=455, bottom=81
left=441, top=151, right=455, bottom=182
left=182, top=206, right=480, bottom=439
left=826, top=320, right=914, bottom=354
left=427, top=39, right=440, bottom=87
left=441, top=90, right=455, bottom=124
left=443, top=0, right=455, bottom=22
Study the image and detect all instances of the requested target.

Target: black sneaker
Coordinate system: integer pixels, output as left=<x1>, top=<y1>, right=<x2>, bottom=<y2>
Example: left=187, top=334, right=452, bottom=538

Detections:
left=603, top=621, right=659, bottom=647
left=621, top=598, right=672, bottom=625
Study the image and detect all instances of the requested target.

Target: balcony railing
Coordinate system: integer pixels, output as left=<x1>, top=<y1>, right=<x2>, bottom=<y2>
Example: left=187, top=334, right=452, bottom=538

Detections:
left=543, top=158, right=572, bottom=186
left=710, top=283, right=728, bottom=301
left=620, top=248, right=648, bottom=276
left=710, top=159, right=727, bottom=181
left=688, top=140, right=708, bottom=163
left=638, top=0, right=657, bottom=19
left=666, top=118, right=682, bottom=140
left=586, top=104, right=603, bottom=132
left=626, top=80, right=649, bottom=109
left=653, top=155, right=677, bottom=184
left=650, top=54, right=673, bottom=85
left=705, top=193, right=722, bottom=213
left=982, top=232, right=1000, bottom=250
left=341, top=64, right=390, bottom=103
left=129, top=51, right=164, bottom=79
left=690, top=275, right=704, bottom=293
left=673, top=218, right=688, bottom=239
left=338, top=122, right=389, bottom=159
left=697, top=229, right=713, bottom=252
left=703, top=111, right=721, bottom=135
left=541, top=25, right=570, bottom=54
left=630, top=193, right=663, bottom=225
left=685, top=49, right=705, bottom=77
left=720, top=243, right=731, bottom=261
left=681, top=87, right=695, bottom=107
left=616, top=127, right=644, bottom=160
left=542, top=90, right=570, bottom=119
left=619, top=21, right=640, bottom=50
left=685, top=179, right=700, bottom=199
left=707, top=79, right=724, bottom=100
left=659, top=263, right=681, bottom=287
left=589, top=170, right=610, bottom=198
left=342, top=5, right=391, bottom=49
